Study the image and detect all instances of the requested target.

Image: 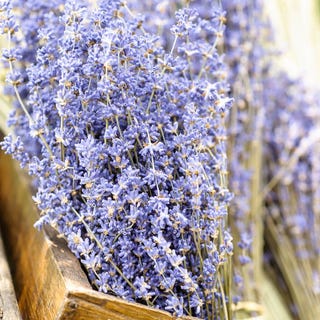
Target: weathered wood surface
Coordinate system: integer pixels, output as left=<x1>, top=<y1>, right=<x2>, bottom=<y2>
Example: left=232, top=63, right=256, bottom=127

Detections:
left=0, top=228, right=22, bottom=320
left=0, top=152, right=197, bottom=320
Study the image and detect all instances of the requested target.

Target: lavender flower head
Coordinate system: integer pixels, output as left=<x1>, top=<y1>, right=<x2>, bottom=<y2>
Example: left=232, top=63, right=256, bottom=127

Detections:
left=1, top=0, right=233, bottom=318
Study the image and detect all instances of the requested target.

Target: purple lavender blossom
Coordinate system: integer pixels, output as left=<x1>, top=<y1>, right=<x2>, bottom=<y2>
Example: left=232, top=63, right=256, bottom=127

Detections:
left=1, top=0, right=233, bottom=318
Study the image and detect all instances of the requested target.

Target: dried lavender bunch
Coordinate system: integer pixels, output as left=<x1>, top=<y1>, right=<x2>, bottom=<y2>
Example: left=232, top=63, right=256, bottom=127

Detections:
left=223, top=0, right=273, bottom=303
left=0, top=0, right=233, bottom=318
left=263, top=73, right=320, bottom=319
left=224, top=1, right=320, bottom=317
left=222, top=0, right=320, bottom=318
left=127, top=0, right=267, bottom=307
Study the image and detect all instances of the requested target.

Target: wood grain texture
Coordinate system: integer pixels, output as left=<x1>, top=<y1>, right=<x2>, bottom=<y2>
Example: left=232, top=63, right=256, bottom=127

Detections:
left=0, top=152, right=196, bottom=320
left=0, top=229, right=22, bottom=320
left=0, top=152, right=66, bottom=320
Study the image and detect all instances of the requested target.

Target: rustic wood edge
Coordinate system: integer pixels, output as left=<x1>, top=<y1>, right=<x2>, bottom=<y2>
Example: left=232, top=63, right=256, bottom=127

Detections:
left=0, top=151, right=66, bottom=319
left=58, top=287, right=197, bottom=320
left=0, top=228, right=22, bottom=320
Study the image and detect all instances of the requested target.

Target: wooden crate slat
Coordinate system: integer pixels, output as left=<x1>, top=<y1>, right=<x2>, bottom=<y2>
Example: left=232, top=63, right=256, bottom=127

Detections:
left=0, top=152, right=67, bottom=320
left=0, top=229, right=22, bottom=320
left=61, top=290, right=196, bottom=320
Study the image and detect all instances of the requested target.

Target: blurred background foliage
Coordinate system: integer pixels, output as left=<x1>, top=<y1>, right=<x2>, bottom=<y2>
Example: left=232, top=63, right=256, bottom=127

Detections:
left=255, top=1, right=320, bottom=319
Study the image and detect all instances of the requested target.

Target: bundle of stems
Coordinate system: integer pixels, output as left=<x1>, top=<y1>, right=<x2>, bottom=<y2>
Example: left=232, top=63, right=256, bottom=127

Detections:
left=263, top=125, right=320, bottom=320
left=261, top=1, right=320, bottom=318
left=224, top=0, right=270, bottom=307
left=226, top=2, right=320, bottom=320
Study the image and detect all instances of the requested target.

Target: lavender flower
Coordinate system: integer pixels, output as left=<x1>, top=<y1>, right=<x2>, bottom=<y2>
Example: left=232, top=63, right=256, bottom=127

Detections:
left=1, top=0, right=233, bottom=318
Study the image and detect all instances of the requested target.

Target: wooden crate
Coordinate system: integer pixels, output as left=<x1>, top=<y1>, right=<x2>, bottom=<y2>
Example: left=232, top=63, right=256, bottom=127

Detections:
left=0, top=228, right=22, bottom=320
left=0, top=152, right=196, bottom=320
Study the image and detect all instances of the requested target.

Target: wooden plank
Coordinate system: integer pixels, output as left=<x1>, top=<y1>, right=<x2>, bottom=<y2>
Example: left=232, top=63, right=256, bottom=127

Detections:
left=0, top=151, right=196, bottom=320
left=0, top=152, right=67, bottom=320
left=59, top=290, right=188, bottom=320
left=0, top=228, right=22, bottom=320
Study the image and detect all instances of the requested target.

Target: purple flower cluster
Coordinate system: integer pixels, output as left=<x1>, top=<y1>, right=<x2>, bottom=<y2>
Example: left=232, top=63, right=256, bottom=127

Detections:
left=1, top=0, right=65, bottom=155
left=223, top=0, right=320, bottom=315
left=125, top=0, right=270, bottom=304
left=263, top=73, right=320, bottom=317
left=1, top=0, right=233, bottom=318
left=223, top=0, right=273, bottom=301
